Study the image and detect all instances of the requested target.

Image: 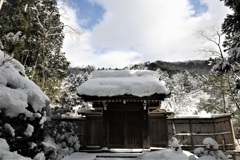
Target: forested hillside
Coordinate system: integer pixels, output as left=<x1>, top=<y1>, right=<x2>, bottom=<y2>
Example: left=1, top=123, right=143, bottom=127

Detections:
left=127, top=60, right=213, bottom=75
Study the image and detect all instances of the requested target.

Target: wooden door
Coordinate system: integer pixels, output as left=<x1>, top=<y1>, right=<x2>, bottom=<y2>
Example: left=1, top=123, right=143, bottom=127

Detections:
left=109, top=111, right=125, bottom=148
left=109, top=110, right=143, bottom=148
left=125, top=111, right=142, bottom=148
left=149, top=115, right=168, bottom=147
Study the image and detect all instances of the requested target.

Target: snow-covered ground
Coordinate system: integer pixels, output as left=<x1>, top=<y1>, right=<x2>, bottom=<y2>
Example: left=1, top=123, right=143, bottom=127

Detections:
left=62, top=149, right=197, bottom=160
left=62, top=137, right=231, bottom=160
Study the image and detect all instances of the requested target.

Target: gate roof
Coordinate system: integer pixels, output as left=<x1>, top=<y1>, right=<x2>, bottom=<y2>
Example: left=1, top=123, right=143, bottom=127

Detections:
left=77, top=70, right=170, bottom=101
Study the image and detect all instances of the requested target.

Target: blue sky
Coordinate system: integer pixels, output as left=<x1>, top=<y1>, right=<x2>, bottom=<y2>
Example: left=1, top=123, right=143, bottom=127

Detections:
left=59, top=0, right=232, bottom=68
left=190, top=0, right=208, bottom=16
left=66, top=0, right=105, bottom=29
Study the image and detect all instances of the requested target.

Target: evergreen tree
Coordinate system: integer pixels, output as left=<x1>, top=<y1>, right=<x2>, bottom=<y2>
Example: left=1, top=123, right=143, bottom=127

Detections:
left=0, top=0, right=69, bottom=100
left=216, top=0, right=240, bottom=73
left=53, top=66, right=95, bottom=116
left=198, top=72, right=238, bottom=113
left=221, top=0, right=240, bottom=50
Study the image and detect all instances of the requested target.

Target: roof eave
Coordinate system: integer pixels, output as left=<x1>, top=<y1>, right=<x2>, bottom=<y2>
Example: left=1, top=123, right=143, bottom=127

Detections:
left=78, top=93, right=170, bottom=102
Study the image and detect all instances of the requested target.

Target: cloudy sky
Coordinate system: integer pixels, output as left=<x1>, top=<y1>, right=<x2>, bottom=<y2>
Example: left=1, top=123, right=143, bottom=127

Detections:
left=57, top=0, right=232, bottom=68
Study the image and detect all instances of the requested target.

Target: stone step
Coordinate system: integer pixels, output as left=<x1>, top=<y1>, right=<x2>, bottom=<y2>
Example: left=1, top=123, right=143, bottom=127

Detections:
left=94, top=154, right=139, bottom=160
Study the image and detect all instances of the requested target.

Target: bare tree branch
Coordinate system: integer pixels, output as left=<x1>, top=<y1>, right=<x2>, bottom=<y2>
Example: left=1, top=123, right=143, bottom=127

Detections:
left=196, top=26, right=226, bottom=60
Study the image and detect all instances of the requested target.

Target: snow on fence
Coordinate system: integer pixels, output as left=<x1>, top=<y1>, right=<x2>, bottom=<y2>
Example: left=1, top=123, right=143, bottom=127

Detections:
left=167, top=114, right=236, bottom=151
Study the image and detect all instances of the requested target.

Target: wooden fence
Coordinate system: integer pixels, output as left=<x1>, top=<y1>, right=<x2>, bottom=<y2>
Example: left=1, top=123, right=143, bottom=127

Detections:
left=53, top=114, right=236, bottom=151
left=167, top=114, right=236, bottom=151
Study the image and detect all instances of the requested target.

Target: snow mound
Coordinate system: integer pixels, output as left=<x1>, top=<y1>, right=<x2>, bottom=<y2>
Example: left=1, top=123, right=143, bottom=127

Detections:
left=194, top=147, right=205, bottom=156
left=198, top=155, right=215, bottom=160
left=138, top=148, right=197, bottom=160
left=33, top=152, right=45, bottom=160
left=0, top=51, right=50, bottom=117
left=203, top=137, right=219, bottom=150
left=170, top=137, right=181, bottom=151
left=0, top=150, right=31, bottom=160
left=78, top=70, right=169, bottom=97
left=0, top=138, right=9, bottom=151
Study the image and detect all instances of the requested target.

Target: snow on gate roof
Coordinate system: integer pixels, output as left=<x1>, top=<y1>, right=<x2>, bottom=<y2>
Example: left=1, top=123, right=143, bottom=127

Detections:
left=77, top=70, right=170, bottom=98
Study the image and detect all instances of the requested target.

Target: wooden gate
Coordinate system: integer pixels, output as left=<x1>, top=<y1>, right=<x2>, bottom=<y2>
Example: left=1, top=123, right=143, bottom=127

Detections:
left=109, top=110, right=143, bottom=148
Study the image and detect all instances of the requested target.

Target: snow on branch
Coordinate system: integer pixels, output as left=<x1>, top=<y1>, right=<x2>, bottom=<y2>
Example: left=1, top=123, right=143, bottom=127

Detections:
left=0, top=51, right=50, bottom=117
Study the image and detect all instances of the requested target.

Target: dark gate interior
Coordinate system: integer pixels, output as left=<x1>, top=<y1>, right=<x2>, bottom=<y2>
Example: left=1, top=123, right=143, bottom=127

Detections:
left=109, top=110, right=143, bottom=148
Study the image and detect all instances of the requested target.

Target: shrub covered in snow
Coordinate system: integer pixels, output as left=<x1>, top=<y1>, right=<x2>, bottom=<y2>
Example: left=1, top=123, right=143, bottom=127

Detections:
left=194, top=137, right=228, bottom=160
left=170, top=137, right=181, bottom=151
left=0, top=138, right=32, bottom=160
left=43, top=120, right=81, bottom=160
left=139, top=137, right=197, bottom=160
left=0, top=51, right=50, bottom=158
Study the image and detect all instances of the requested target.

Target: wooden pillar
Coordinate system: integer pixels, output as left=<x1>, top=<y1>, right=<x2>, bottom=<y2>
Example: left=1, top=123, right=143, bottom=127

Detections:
left=143, top=106, right=150, bottom=149
left=229, top=116, right=237, bottom=150
left=189, top=119, right=194, bottom=151
left=102, top=109, right=109, bottom=148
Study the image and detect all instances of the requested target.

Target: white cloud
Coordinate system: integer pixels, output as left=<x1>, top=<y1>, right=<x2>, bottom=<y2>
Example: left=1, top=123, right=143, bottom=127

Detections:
left=59, top=0, right=232, bottom=68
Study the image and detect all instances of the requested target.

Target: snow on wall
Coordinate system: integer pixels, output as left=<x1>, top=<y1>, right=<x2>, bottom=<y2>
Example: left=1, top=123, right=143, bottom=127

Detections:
left=77, top=70, right=169, bottom=97
left=174, top=113, right=232, bottom=119
left=0, top=51, right=50, bottom=117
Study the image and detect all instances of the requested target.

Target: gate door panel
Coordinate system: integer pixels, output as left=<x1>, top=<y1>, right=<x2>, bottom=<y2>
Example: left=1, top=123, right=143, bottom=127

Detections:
left=109, top=110, right=143, bottom=148
left=109, top=111, right=125, bottom=148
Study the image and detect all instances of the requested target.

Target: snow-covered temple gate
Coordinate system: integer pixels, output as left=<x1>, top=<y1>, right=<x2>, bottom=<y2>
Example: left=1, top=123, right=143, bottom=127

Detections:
left=80, top=96, right=170, bottom=149
left=77, top=70, right=170, bottom=149
left=75, top=70, right=236, bottom=151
